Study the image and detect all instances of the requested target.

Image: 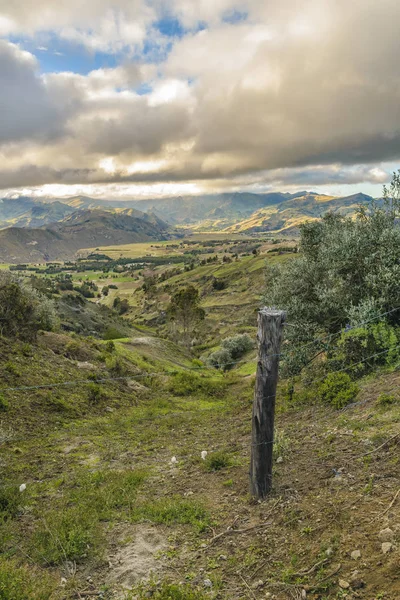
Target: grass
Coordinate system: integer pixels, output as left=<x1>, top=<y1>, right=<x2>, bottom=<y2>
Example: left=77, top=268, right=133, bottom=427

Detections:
left=131, top=497, right=211, bottom=532
left=0, top=558, right=57, bottom=600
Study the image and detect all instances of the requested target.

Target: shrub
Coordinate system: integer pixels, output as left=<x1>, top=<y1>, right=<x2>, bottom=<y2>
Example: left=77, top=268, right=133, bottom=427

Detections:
left=221, top=334, right=254, bottom=360
left=377, top=393, right=398, bottom=407
left=330, top=322, right=400, bottom=377
left=105, top=355, right=126, bottom=376
left=0, top=395, right=9, bottom=412
left=318, top=372, right=359, bottom=409
left=203, top=451, right=233, bottom=472
left=207, top=348, right=232, bottom=371
left=87, top=383, right=105, bottom=404
left=0, top=272, right=58, bottom=341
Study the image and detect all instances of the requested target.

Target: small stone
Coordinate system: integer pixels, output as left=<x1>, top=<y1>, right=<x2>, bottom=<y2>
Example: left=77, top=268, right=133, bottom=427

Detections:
left=60, top=578, right=67, bottom=586
left=276, top=456, right=283, bottom=463
left=351, top=550, right=361, bottom=560
left=378, top=528, right=394, bottom=542
left=170, top=456, right=177, bottom=465
left=339, top=579, right=350, bottom=589
left=381, top=542, right=393, bottom=554
left=19, top=483, right=26, bottom=493
left=351, top=579, right=365, bottom=590
left=325, top=547, right=333, bottom=557
left=301, top=590, right=307, bottom=599
left=105, top=406, right=114, bottom=413
left=203, top=579, right=212, bottom=588
left=219, top=555, right=227, bottom=561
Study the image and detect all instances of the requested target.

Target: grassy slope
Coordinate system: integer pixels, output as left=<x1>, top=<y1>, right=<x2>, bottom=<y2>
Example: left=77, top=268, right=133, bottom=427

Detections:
left=1, top=239, right=399, bottom=599
left=1, top=331, right=399, bottom=599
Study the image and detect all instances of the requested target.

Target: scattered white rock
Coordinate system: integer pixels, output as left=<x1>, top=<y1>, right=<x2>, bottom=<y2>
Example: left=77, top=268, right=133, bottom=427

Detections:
left=170, top=456, right=177, bottom=465
left=382, top=542, right=393, bottom=554
left=301, top=589, right=307, bottom=599
left=201, top=451, right=208, bottom=460
left=219, top=555, right=227, bottom=561
left=60, top=578, right=67, bottom=586
left=378, top=528, right=394, bottom=542
left=19, top=484, right=26, bottom=493
left=351, top=550, right=361, bottom=560
left=276, top=456, right=283, bottom=464
left=203, top=579, right=213, bottom=588
left=325, top=547, right=333, bottom=557
left=339, top=579, right=350, bottom=589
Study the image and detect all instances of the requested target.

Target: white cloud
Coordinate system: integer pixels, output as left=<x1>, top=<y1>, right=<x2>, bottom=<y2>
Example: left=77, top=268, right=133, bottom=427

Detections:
left=1, top=0, right=400, bottom=197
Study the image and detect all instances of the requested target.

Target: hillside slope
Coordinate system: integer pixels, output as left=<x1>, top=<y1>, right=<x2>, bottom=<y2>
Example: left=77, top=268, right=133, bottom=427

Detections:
left=0, top=209, right=172, bottom=263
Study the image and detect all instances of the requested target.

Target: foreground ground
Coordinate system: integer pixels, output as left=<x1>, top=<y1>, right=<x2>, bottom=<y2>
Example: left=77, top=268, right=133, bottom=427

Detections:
left=1, top=330, right=399, bottom=600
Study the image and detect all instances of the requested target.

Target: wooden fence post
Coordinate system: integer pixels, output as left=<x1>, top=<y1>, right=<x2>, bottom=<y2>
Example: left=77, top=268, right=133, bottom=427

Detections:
left=250, top=308, right=286, bottom=499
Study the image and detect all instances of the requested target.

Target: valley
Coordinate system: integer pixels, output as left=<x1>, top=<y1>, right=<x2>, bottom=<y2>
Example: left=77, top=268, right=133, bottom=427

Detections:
left=1, top=215, right=399, bottom=599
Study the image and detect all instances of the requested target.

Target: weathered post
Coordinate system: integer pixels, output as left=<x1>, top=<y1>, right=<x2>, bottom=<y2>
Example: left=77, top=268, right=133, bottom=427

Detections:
left=250, top=308, right=286, bottom=499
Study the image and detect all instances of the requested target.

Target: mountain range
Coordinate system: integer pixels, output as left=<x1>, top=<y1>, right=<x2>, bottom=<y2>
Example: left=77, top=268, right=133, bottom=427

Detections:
left=0, top=191, right=375, bottom=262
left=0, top=208, right=171, bottom=263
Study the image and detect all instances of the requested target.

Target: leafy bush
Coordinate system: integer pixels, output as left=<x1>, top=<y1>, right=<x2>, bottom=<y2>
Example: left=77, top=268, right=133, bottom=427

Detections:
left=329, top=323, right=400, bottom=377
left=207, top=348, right=232, bottom=371
left=221, top=334, right=254, bottom=359
left=318, top=373, right=359, bottom=409
left=0, top=272, right=58, bottom=341
left=208, top=333, right=254, bottom=370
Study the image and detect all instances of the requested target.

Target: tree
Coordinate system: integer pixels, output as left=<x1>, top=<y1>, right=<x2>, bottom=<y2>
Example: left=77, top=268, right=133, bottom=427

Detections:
left=264, top=171, right=400, bottom=375
left=167, top=286, right=205, bottom=348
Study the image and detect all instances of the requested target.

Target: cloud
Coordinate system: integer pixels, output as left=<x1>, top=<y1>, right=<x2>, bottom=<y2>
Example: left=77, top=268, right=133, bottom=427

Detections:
left=1, top=0, right=400, bottom=196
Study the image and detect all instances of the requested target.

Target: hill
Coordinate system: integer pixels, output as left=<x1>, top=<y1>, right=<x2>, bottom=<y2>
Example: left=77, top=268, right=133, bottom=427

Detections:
left=0, top=208, right=172, bottom=263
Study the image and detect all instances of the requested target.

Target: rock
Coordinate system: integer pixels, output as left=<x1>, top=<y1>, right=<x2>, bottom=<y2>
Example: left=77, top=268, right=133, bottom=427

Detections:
left=170, top=456, right=177, bottom=465
left=378, top=528, right=394, bottom=542
left=351, top=550, right=361, bottom=560
left=105, top=406, right=114, bottom=413
left=325, top=547, right=333, bottom=557
left=19, top=483, right=26, bottom=492
left=77, top=361, right=96, bottom=370
left=201, top=451, right=208, bottom=460
left=339, top=580, right=350, bottom=589
left=203, top=579, right=212, bottom=588
left=276, top=456, right=283, bottom=463
left=351, top=579, right=365, bottom=590
left=251, top=580, right=264, bottom=589
left=301, top=590, right=307, bottom=599
left=60, top=577, right=67, bottom=586
left=219, top=555, right=227, bottom=561
left=382, top=542, right=393, bottom=554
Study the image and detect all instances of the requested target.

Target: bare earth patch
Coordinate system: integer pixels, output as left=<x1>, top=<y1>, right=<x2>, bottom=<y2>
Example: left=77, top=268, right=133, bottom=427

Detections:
left=108, top=525, right=167, bottom=592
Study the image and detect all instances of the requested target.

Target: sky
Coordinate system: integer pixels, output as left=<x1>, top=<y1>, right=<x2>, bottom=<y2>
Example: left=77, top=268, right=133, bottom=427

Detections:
left=1, top=0, right=400, bottom=201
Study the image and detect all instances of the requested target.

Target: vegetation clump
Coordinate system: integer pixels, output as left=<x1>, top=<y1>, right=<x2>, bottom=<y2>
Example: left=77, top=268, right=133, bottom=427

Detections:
left=318, top=372, right=359, bottom=409
left=208, top=333, right=253, bottom=370
left=0, top=271, right=58, bottom=340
